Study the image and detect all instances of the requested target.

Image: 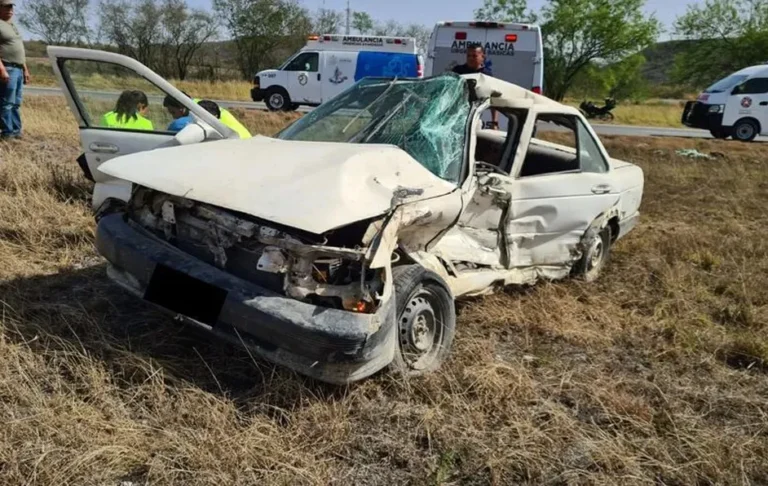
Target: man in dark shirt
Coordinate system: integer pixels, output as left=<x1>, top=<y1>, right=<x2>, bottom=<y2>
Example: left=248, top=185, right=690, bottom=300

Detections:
left=452, top=44, right=498, bottom=128
left=0, top=0, right=29, bottom=139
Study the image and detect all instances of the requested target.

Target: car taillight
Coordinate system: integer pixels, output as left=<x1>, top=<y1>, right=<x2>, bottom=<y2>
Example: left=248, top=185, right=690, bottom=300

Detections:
left=532, top=86, right=541, bottom=94
left=455, top=32, right=467, bottom=40
left=417, top=61, right=423, bottom=77
left=505, top=34, right=518, bottom=42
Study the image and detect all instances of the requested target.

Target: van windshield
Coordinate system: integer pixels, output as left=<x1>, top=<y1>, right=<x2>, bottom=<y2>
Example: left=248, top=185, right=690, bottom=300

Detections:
left=276, top=75, right=471, bottom=182
left=705, top=74, right=749, bottom=93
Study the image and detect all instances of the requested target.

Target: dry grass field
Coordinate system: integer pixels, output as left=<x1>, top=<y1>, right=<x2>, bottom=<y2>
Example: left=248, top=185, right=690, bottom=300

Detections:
left=1, top=97, right=767, bottom=485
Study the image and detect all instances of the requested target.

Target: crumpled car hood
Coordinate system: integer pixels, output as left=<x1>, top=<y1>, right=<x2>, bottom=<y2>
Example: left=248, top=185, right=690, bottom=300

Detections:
left=98, top=135, right=457, bottom=234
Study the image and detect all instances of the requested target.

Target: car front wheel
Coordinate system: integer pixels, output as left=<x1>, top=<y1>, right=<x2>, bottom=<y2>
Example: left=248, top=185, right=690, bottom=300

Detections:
left=733, top=118, right=759, bottom=142
left=265, top=88, right=290, bottom=111
left=389, top=265, right=456, bottom=375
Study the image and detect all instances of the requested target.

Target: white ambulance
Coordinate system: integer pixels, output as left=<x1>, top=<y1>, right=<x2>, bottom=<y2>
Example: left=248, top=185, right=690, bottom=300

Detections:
left=252, top=34, right=423, bottom=111
left=682, top=64, right=768, bottom=142
left=425, top=21, right=544, bottom=93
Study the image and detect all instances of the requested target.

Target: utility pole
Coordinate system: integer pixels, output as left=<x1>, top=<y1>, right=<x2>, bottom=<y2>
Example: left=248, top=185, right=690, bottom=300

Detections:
left=346, top=0, right=351, bottom=35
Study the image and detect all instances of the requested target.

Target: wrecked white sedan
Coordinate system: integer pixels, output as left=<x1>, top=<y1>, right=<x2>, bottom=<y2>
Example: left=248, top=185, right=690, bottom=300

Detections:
left=51, top=47, right=643, bottom=384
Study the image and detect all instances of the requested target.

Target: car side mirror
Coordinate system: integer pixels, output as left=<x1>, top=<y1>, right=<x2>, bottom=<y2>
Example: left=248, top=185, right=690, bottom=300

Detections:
left=732, top=84, right=743, bottom=95
left=305, top=63, right=311, bottom=71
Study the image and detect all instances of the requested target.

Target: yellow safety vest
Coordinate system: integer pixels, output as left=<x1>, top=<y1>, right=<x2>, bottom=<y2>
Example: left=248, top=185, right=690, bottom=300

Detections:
left=101, top=111, right=154, bottom=131
left=220, top=108, right=252, bottom=139
left=192, top=98, right=252, bottom=139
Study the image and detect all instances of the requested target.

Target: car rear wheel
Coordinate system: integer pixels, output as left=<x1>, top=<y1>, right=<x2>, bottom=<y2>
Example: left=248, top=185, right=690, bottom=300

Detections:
left=265, top=87, right=290, bottom=111
left=733, top=119, right=759, bottom=142
left=574, top=226, right=612, bottom=282
left=389, top=265, right=456, bottom=375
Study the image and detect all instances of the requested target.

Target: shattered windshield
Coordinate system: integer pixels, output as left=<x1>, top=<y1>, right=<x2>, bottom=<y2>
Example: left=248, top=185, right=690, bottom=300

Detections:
left=705, top=74, right=749, bottom=93
left=276, top=74, right=471, bottom=182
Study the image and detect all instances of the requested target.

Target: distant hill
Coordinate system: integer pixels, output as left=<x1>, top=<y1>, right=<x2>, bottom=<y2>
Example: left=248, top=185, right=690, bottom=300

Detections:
left=639, top=39, right=720, bottom=86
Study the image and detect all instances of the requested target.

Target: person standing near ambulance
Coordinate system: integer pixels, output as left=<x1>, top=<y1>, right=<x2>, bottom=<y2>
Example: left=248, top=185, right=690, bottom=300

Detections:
left=452, top=44, right=499, bottom=128
left=0, top=0, right=30, bottom=140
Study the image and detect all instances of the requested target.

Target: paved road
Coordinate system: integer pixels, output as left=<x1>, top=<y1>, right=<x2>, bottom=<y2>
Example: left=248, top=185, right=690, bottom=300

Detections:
left=26, top=86, right=764, bottom=141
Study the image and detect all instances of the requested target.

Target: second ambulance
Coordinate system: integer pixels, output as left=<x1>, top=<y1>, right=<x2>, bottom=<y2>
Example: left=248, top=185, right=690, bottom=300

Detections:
left=252, top=34, right=423, bottom=111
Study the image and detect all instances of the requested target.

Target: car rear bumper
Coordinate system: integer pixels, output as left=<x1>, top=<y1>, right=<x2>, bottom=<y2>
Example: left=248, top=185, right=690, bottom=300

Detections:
left=251, top=87, right=264, bottom=102
left=96, top=213, right=397, bottom=385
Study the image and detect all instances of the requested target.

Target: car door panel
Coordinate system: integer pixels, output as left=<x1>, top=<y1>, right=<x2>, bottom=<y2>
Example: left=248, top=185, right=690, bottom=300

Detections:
left=500, top=113, right=618, bottom=267
left=506, top=173, right=618, bottom=266
left=431, top=177, right=506, bottom=268
left=286, top=52, right=321, bottom=104
left=322, top=51, right=357, bottom=103
left=47, top=46, right=235, bottom=210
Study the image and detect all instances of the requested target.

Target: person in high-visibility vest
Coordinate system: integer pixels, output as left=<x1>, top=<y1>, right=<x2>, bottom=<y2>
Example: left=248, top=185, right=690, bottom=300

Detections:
left=195, top=98, right=252, bottom=139
left=101, top=90, right=153, bottom=130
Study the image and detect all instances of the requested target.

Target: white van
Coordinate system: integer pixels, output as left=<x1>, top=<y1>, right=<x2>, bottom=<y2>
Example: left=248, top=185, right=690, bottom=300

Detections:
left=252, top=34, right=423, bottom=111
left=425, top=21, right=544, bottom=93
left=682, top=64, right=768, bottom=142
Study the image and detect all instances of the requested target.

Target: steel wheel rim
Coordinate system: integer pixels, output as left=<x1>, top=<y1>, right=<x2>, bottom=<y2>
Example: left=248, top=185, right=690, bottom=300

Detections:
left=587, top=236, right=604, bottom=272
left=269, top=93, right=284, bottom=109
left=399, top=287, right=444, bottom=370
left=737, top=123, right=754, bottom=140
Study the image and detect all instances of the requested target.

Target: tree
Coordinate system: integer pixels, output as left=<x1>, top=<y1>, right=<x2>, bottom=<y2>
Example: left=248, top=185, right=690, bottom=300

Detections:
left=98, top=0, right=164, bottom=70
left=473, top=0, right=536, bottom=22
left=352, top=11, right=374, bottom=34
left=214, top=0, right=313, bottom=78
left=540, top=0, right=660, bottom=100
left=159, top=0, right=219, bottom=80
left=673, top=0, right=768, bottom=87
left=370, top=20, right=431, bottom=56
left=314, top=8, right=344, bottom=34
left=19, top=0, right=91, bottom=45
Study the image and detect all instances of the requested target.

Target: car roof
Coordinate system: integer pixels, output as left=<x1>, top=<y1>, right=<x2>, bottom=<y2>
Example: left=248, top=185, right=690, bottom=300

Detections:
left=733, top=64, right=768, bottom=76
left=464, top=73, right=581, bottom=115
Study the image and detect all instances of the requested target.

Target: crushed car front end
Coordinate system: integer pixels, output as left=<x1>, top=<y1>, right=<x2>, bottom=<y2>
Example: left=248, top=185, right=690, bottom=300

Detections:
left=97, top=188, right=399, bottom=384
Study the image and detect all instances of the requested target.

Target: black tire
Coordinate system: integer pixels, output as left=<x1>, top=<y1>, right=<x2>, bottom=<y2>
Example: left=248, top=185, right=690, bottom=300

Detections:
left=599, top=112, right=615, bottom=122
left=573, top=225, right=612, bottom=282
left=710, top=128, right=729, bottom=139
left=265, top=87, right=290, bottom=111
left=732, top=119, right=759, bottom=142
left=389, top=265, right=456, bottom=375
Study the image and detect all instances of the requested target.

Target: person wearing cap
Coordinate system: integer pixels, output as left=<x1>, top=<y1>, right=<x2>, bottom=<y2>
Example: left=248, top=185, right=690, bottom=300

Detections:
left=0, top=0, right=30, bottom=139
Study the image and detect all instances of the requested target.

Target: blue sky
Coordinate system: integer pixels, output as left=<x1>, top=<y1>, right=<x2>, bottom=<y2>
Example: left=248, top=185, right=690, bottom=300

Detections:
left=188, top=0, right=703, bottom=34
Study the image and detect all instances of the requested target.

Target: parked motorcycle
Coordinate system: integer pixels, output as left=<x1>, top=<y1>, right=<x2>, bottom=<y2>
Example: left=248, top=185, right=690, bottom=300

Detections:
left=579, top=98, right=617, bottom=121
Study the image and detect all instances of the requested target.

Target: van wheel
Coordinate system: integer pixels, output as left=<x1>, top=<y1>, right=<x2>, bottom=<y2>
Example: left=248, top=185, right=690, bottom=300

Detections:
left=265, top=88, right=290, bottom=111
left=733, top=119, right=759, bottom=142
left=389, top=265, right=456, bottom=375
left=574, top=226, right=612, bottom=282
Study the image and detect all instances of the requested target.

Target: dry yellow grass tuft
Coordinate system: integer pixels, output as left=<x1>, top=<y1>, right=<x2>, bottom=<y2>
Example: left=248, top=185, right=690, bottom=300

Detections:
left=1, top=96, right=768, bottom=485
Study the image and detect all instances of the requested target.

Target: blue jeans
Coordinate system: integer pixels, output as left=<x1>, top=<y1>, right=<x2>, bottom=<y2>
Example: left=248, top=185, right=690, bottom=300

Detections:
left=0, top=65, right=23, bottom=137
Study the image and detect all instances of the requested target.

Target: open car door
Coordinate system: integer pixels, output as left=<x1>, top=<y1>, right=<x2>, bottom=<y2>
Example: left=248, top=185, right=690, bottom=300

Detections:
left=47, top=46, right=239, bottom=211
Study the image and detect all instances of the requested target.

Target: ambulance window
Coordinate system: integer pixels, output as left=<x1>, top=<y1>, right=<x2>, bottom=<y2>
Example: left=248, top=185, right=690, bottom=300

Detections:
left=60, top=59, right=189, bottom=134
left=284, top=52, right=319, bottom=72
left=737, top=78, right=768, bottom=95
